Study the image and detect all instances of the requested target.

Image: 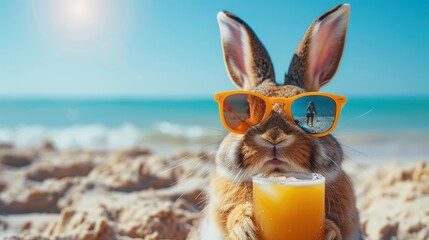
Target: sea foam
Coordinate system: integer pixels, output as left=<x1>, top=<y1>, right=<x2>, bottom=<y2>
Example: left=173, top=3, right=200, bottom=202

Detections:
left=0, top=122, right=225, bottom=150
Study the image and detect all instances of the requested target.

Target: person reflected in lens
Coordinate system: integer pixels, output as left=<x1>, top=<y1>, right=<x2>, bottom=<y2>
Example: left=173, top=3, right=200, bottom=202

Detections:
left=306, top=101, right=317, bottom=127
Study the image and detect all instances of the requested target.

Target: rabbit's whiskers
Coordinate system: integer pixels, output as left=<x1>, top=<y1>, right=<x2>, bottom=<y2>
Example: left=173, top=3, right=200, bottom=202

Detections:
left=175, top=165, right=210, bottom=202
left=169, top=156, right=208, bottom=187
left=351, top=109, right=373, bottom=120
left=224, top=169, right=243, bottom=199
left=341, top=144, right=375, bottom=165
left=159, top=141, right=220, bottom=174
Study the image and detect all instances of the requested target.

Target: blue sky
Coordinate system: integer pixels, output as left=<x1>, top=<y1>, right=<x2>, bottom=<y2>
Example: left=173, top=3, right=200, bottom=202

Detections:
left=0, top=0, right=428, bottom=98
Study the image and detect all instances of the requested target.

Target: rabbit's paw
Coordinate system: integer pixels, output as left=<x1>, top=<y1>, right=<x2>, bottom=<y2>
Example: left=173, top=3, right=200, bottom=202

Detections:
left=227, top=202, right=258, bottom=240
left=324, top=219, right=342, bottom=240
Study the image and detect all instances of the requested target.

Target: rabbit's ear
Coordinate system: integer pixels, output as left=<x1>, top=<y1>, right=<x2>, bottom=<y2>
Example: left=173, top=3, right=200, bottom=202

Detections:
left=286, top=4, right=350, bottom=91
left=218, top=12, right=275, bottom=90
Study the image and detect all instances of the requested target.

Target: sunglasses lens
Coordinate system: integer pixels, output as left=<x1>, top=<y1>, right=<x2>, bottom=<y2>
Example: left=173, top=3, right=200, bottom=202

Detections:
left=291, top=95, right=337, bottom=134
left=223, top=94, right=266, bottom=132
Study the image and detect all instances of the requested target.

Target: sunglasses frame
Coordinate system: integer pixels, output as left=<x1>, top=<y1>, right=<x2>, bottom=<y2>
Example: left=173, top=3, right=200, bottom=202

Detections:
left=214, top=90, right=347, bottom=137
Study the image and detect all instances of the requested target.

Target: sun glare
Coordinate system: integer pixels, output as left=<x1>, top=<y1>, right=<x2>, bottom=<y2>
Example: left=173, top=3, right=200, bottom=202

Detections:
left=69, top=1, right=92, bottom=21
left=56, top=0, right=105, bottom=39
left=31, top=0, right=130, bottom=50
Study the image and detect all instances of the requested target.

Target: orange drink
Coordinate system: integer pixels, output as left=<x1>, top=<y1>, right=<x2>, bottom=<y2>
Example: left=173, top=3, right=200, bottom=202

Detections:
left=252, top=172, right=325, bottom=240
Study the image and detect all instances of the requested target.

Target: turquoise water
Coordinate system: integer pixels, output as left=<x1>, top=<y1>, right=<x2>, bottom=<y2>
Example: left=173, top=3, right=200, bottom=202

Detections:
left=0, top=98, right=219, bottom=128
left=0, top=97, right=428, bottom=131
left=0, top=97, right=428, bottom=152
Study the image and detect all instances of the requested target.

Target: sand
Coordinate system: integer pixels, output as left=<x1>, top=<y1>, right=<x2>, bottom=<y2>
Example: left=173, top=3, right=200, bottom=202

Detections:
left=0, top=144, right=428, bottom=240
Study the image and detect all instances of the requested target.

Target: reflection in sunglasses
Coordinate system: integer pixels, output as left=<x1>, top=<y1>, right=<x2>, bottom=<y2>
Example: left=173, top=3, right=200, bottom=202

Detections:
left=247, top=95, right=265, bottom=126
left=222, top=94, right=267, bottom=133
left=223, top=102, right=251, bottom=132
left=291, top=96, right=336, bottom=134
left=215, top=91, right=346, bottom=137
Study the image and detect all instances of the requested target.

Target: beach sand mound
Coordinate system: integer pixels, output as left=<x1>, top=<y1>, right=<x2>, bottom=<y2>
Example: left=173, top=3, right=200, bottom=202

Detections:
left=351, top=161, right=429, bottom=240
left=44, top=197, right=198, bottom=240
left=0, top=145, right=428, bottom=239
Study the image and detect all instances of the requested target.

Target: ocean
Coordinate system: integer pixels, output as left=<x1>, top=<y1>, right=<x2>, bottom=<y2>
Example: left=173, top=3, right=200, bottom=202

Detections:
left=0, top=97, right=428, bottom=162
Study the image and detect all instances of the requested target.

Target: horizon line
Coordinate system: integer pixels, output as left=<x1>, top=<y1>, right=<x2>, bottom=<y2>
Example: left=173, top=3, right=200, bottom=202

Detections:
left=0, top=93, right=428, bottom=101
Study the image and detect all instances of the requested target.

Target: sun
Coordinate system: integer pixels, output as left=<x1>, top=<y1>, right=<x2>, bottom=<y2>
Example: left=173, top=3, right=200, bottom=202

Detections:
left=32, top=0, right=131, bottom=49
left=68, top=0, right=92, bottom=22
left=55, top=0, right=106, bottom=38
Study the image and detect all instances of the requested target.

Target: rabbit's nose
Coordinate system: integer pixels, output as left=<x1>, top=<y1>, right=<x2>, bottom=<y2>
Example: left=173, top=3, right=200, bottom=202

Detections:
left=259, top=129, right=294, bottom=147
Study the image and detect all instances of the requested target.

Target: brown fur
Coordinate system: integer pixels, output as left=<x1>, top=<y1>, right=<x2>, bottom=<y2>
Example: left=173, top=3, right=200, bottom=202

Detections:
left=325, top=171, right=360, bottom=238
left=194, top=4, right=361, bottom=240
left=209, top=174, right=254, bottom=236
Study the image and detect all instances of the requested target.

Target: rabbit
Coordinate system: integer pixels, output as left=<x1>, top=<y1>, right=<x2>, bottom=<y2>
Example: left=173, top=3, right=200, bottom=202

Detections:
left=189, top=4, right=362, bottom=240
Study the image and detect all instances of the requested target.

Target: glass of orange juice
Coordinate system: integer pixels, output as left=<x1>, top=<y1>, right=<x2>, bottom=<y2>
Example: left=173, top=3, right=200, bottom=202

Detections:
left=252, top=172, right=325, bottom=240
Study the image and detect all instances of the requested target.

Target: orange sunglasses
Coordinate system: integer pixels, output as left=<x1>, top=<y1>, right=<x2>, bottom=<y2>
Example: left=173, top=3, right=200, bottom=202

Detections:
left=214, top=91, right=347, bottom=137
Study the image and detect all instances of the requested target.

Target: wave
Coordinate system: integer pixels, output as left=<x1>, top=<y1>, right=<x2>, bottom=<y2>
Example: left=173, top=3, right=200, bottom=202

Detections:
left=0, top=122, right=226, bottom=150
left=3, top=122, right=427, bottom=162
